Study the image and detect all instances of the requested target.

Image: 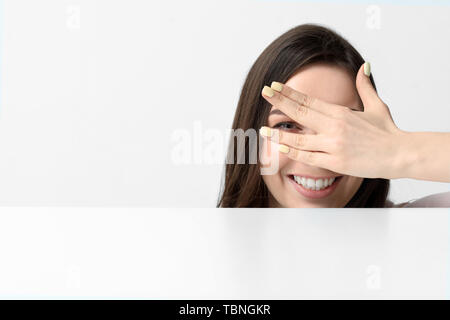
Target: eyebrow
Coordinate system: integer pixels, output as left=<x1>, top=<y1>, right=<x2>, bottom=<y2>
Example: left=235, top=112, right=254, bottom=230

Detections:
left=270, top=106, right=363, bottom=116
left=268, top=109, right=287, bottom=117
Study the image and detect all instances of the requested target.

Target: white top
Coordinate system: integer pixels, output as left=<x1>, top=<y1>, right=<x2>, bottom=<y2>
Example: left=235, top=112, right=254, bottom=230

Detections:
left=386, top=191, right=450, bottom=208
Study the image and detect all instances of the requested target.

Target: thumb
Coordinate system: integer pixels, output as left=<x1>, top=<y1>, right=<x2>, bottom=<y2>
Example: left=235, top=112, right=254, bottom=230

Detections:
left=356, top=62, right=383, bottom=111
left=356, top=62, right=398, bottom=129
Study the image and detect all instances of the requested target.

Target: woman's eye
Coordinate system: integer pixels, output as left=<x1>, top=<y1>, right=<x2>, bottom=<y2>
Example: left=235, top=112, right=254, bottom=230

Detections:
left=273, top=122, right=301, bottom=131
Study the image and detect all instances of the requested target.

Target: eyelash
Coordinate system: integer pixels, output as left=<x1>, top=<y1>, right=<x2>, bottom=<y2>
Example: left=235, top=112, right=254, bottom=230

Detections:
left=273, top=121, right=302, bottom=131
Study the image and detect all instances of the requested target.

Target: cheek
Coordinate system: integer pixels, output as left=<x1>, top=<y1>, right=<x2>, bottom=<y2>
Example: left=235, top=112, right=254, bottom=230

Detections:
left=348, top=176, right=364, bottom=187
left=340, top=176, right=364, bottom=196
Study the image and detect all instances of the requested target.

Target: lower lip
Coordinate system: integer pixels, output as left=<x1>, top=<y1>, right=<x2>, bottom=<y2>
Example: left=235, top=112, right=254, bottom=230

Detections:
left=288, top=176, right=342, bottom=199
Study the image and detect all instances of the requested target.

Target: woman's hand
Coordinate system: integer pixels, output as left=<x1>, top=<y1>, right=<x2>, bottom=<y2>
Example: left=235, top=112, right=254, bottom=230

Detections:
left=260, top=62, right=412, bottom=180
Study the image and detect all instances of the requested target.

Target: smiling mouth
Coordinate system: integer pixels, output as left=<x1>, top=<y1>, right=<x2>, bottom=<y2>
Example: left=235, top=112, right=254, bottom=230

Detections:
left=288, top=175, right=343, bottom=191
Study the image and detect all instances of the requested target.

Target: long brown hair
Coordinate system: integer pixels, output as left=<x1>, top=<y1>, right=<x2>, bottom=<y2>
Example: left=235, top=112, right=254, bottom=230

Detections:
left=217, top=23, right=390, bottom=208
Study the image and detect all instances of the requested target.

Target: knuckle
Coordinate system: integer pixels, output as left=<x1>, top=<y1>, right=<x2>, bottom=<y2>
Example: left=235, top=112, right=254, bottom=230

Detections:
left=305, top=151, right=315, bottom=164
left=333, top=136, right=344, bottom=150
left=300, top=93, right=312, bottom=107
left=341, top=106, right=351, bottom=114
left=277, top=93, right=286, bottom=104
left=290, top=148, right=298, bottom=159
left=295, top=105, right=308, bottom=118
left=307, top=96, right=316, bottom=108
left=295, top=134, right=305, bottom=148
left=334, top=119, right=347, bottom=134
left=342, top=106, right=351, bottom=113
left=334, top=107, right=350, bottom=119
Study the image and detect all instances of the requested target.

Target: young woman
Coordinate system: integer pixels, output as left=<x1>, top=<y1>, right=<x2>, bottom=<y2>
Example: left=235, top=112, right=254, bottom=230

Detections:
left=217, top=23, right=450, bottom=208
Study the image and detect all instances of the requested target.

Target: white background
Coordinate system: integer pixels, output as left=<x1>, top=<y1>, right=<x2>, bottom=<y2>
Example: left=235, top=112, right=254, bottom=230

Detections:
left=0, top=0, right=449, bottom=206
left=0, top=207, right=448, bottom=299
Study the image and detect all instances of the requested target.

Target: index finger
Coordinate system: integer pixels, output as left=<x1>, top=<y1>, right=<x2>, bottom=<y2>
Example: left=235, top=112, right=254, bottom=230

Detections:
left=270, top=81, right=349, bottom=118
left=261, top=85, right=332, bottom=133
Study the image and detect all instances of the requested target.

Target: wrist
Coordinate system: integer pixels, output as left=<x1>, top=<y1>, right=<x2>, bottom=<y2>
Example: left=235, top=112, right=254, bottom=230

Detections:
left=391, top=129, right=420, bottom=179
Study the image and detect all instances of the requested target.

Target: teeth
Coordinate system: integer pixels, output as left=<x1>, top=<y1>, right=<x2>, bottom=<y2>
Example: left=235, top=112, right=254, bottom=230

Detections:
left=316, top=179, right=324, bottom=190
left=293, top=176, right=337, bottom=191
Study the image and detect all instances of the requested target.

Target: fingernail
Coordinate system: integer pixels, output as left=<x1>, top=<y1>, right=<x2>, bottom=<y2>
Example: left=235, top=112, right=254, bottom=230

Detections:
left=278, top=144, right=290, bottom=154
left=271, top=81, right=283, bottom=92
left=364, top=62, right=371, bottom=77
left=262, top=85, right=274, bottom=97
left=259, top=126, right=273, bottom=137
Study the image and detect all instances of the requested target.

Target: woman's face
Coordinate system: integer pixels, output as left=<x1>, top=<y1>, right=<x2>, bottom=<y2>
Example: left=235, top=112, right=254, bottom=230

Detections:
left=261, top=62, right=364, bottom=208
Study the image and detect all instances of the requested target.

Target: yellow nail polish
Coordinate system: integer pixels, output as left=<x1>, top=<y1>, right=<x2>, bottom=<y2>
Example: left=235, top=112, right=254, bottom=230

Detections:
left=364, top=62, right=371, bottom=77
left=271, top=81, right=283, bottom=92
left=262, top=85, right=274, bottom=97
left=278, top=144, right=289, bottom=154
left=259, top=126, right=273, bottom=137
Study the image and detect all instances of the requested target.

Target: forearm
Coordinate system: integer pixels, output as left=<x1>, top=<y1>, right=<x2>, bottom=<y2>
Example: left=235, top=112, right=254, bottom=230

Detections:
left=394, top=131, right=450, bottom=182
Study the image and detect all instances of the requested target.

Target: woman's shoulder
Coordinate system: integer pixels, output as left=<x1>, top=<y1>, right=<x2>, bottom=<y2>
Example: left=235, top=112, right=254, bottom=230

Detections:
left=386, top=191, right=450, bottom=208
